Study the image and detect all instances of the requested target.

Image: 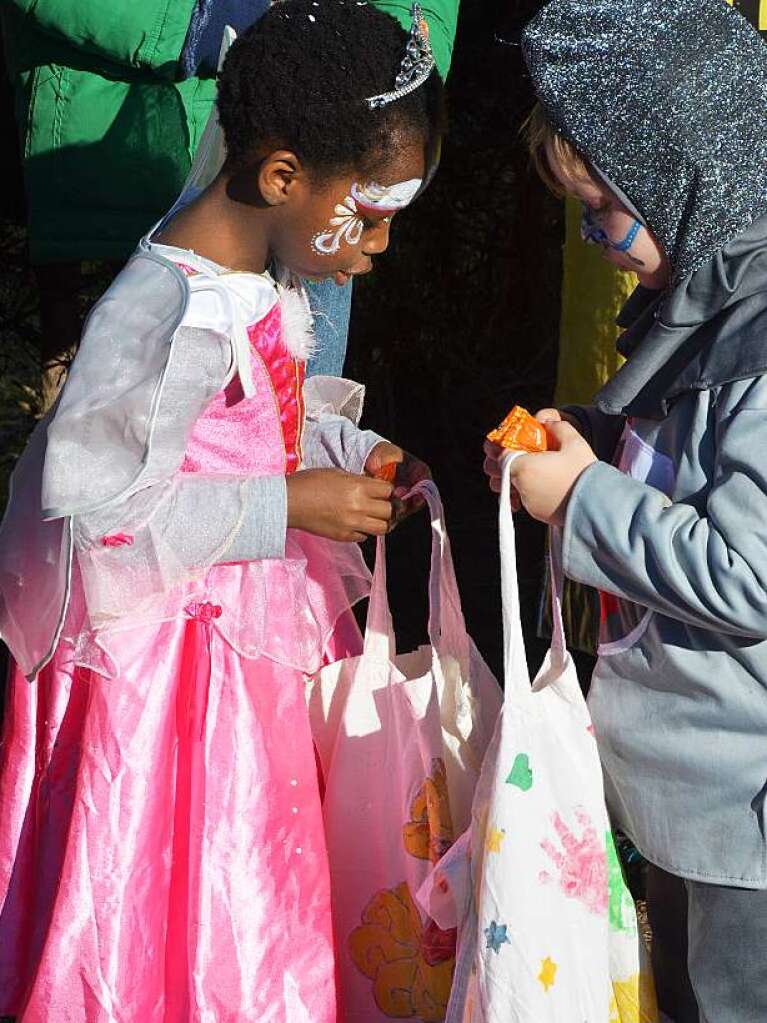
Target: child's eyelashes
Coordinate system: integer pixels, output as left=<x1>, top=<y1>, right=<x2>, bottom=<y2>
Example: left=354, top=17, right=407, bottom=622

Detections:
left=361, top=213, right=394, bottom=231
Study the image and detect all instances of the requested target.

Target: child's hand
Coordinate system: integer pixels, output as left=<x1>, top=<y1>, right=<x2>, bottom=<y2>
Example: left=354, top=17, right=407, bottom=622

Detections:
left=484, top=409, right=585, bottom=510
left=509, top=421, right=597, bottom=526
left=484, top=439, right=518, bottom=504
left=364, top=441, right=432, bottom=529
left=286, top=468, right=394, bottom=542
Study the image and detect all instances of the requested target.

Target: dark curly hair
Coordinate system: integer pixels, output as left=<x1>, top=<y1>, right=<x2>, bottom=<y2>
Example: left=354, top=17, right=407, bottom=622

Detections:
left=217, top=0, right=446, bottom=181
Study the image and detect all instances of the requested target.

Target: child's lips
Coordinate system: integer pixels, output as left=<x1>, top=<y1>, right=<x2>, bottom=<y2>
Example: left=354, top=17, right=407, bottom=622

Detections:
left=334, top=263, right=372, bottom=286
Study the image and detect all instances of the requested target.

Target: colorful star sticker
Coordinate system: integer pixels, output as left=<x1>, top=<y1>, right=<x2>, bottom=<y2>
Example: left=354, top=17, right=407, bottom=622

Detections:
left=538, top=956, right=558, bottom=992
left=485, top=825, right=505, bottom=853
left=484, top=920, right=510, bottom=954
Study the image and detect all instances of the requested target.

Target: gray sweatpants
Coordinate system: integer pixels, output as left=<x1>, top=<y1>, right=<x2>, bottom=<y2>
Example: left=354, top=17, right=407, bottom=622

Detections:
left=646, top=864, right=767, bottom=1023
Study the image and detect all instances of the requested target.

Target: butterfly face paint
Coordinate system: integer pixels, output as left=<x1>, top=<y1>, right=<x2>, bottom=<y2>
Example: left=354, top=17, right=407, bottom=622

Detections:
left=311, top=177, right=422, bottom=256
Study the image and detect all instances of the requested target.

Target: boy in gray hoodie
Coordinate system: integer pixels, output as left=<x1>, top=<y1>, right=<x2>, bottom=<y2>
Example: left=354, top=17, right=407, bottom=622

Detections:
left=484, top=1, right=767, bottom=1020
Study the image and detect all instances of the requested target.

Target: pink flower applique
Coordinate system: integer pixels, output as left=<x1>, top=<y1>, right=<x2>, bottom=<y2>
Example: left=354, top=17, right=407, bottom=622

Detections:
left=185, top=601, right=223, bottom=623
left=101, top=532, right=134, bottom=548
left=539, top=808, right=608, bottom=916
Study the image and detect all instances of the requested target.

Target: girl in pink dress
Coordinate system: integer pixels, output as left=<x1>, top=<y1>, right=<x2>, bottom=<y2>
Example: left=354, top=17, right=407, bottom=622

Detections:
left=0, top=3, right=445, bottom=1019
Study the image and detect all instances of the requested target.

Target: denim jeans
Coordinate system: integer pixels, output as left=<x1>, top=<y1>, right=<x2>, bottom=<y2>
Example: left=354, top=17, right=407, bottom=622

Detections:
left=304, top=277, right=353, bottom=377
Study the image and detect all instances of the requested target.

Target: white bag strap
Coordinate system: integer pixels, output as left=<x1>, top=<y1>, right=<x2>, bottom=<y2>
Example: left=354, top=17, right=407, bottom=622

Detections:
left=499, top=454, right=532, bottom=697
left=548, top=525, right=567, bottom=657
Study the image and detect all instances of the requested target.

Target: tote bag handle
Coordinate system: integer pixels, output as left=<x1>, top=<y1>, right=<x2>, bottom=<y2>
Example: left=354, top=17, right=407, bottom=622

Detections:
left=499, top=456, right=570, bottom=695
left=499, top=454, right=532, bottom=697
left=548, top=525, right=567, bottom=658
left=363, top=479, right=470, bottom=670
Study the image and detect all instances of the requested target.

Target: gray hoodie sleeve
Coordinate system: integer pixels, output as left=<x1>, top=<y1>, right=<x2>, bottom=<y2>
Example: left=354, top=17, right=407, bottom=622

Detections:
left=563, top=381, right=767, bottom=638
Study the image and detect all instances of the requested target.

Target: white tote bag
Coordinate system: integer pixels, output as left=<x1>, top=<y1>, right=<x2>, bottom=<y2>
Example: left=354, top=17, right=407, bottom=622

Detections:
left=307, top=480, right=503, bottom=1023
left=442, top=454, right=657, bottom=1023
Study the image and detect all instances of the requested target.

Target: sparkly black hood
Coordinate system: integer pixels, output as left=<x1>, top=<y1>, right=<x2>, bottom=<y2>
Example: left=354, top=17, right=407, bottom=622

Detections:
left=523, top=0, right=767, bottom=419
left=522, top=0, right=767, bottom=284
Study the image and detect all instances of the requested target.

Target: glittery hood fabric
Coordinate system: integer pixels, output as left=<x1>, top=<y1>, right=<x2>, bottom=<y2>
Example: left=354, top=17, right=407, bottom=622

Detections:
left=523, top=0, right=767, bottom=418
left=522, top=0, right=767, bottom=284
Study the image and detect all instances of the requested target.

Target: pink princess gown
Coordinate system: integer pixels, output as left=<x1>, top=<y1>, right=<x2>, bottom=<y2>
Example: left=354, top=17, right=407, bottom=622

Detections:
left=0, top=262, right=367, bottom=1022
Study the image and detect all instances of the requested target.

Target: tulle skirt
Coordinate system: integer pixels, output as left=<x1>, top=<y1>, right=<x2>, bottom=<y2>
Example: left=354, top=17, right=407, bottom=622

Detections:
left=0, top=605, right=361, bottom=1021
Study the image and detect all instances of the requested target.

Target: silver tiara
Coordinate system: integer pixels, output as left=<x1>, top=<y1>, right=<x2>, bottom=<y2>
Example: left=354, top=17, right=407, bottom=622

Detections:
left=365, top=4, right=436, bottom=109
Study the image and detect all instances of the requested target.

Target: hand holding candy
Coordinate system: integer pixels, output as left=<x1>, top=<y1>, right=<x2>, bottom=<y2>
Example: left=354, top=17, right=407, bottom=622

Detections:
left=485, top=406, right=557, bottom=507
left=487, top=405, right=548, bottom=453
left=365, top=441, right=432, bottom=529
left=508, top=420, right=597, bottom=527
left=286, top=468, right=394, bottom=542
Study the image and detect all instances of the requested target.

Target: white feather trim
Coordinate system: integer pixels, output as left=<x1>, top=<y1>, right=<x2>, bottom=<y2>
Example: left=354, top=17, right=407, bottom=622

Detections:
left=277, top=281, right=317, bottom=362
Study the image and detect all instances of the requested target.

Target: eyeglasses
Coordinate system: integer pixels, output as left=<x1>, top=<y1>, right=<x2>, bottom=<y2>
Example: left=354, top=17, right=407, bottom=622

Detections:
left=580, top=203, right=642, bottom=253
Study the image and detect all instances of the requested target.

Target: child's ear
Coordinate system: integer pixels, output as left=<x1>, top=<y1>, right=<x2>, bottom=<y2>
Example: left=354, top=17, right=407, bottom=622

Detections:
left=258, top=150, right=303, bottom=207
left=225, top=151, right=304, bottom=207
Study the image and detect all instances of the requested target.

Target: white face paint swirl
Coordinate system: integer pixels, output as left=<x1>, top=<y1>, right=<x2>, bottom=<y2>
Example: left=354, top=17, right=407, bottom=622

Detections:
left=311, top=177, right=422, bottom=256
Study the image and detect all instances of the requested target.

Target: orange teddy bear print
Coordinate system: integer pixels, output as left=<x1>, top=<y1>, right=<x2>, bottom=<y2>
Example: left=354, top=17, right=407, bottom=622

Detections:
left=348, top=759, right=457, bottom=1020
left=402, top=758, right=454, bottom=864
left=348, top=882, right=455, bottom=1022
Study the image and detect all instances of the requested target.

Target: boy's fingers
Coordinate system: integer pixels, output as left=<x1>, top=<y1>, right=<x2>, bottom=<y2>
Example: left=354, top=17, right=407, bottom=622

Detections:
left=534, top=407, right=562, bottom=424
left=507, top=452, right=534, bottom=480
left=544, top=420, right=581, bottom=449
left=483, top=454, right=500, bottom=476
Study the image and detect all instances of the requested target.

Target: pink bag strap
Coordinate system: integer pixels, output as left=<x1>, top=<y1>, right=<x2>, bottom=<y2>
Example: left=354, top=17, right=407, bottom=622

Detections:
left=362, top=479, right=470, bottom=668
left=363, top=535, right=396, bottom=660
left=408, top=479, right=470, bottom=667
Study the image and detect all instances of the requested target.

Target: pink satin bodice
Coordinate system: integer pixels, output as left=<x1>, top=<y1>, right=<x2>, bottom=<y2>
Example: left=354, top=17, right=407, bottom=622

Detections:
left=65, top=263, right=370, bottom=678
left=180, top=301, right=306, bottom=477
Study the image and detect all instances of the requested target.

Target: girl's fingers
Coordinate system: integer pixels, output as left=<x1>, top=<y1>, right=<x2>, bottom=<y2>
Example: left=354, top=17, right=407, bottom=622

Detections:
left=365, top=477, right=394, bottom=499
left=360, top=516, right=391, bottom=537
left=363, top=498, right=394, bottom=522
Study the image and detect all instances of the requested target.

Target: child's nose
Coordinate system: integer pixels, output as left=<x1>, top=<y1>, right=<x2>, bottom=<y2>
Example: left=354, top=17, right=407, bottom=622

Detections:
left=362, top=221, right=392, bottom=256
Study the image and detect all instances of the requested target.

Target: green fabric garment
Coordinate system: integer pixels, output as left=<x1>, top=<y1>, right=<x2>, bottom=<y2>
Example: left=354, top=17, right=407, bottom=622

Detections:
left=2, top=0, right=213, bottom=262
left=3, top=0, right=459, bottom=264
left=373, top=0, right=458, bottom=84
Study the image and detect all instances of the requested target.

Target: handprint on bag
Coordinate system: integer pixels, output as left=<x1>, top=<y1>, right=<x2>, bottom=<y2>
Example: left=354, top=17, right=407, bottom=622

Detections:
left=538, top=809, right=608, bottom=916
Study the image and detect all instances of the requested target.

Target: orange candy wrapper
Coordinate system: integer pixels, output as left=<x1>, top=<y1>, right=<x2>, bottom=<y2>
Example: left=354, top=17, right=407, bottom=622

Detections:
left=373, top=462, right=398, bottom=483
left=487, top=406, right=548, bottom=453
